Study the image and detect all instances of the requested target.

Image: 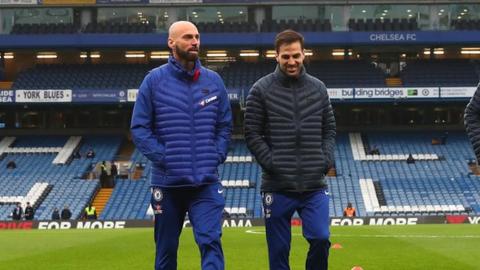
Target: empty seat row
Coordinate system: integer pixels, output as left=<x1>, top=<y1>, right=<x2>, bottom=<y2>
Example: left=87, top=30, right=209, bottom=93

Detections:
left=221, top=180, right=251, bottom=188
left=373, top=204, right=466, bottom=214
left=348, top=18, right=418, bottom=32
left=225, top=156, right=253, bottom=163
left=224, top=207, right=247, bottom=215
left=84, top=22, right=156, bottom=34
left=260, top=19, right=332, bottom=32
left=451, top=19, right=480, bottom=31
left=11, top=23, right=78, bottom=34
left=5, top=147, right=62, bottom=154
left=360, top=153, right=439, bottom=161
left=401, top=60, right=479, bottom=87
left=196, top=21, right=257, bottom=33
left=13, top=64, right=153, bottom=90
left=10, top=22, right=156, bottom=35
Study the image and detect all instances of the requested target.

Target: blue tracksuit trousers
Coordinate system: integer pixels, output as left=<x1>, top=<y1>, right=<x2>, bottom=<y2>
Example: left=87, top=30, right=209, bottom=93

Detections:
left=151, top=182, right=225, bottom=270
left=262, top=190, right=331, bottom=270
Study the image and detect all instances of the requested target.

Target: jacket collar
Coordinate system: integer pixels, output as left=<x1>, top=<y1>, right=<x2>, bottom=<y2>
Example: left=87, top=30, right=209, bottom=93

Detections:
left=274, top=64, right=307, bottom=87
left=167, top=55, right=202, bottom=81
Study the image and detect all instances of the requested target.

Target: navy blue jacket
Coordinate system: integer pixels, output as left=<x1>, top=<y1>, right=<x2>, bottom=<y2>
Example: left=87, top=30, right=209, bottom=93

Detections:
left=245, top=66, right=335, bottom=192
left=131, top=56, right=232, bottom=187
left=465, top=83, right=480, bottom=162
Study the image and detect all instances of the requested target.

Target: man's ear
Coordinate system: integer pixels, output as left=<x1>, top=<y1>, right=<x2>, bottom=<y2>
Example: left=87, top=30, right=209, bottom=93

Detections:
left=168, top=38, right=174, bottom=50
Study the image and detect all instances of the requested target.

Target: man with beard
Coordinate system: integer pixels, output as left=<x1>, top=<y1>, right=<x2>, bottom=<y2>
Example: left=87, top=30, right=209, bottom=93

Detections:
left=245, top=30, right=335, bottom=270
left=131, top=21, right=232, bottom=270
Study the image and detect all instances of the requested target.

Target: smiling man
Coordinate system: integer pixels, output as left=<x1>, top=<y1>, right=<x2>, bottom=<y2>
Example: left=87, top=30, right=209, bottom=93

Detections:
left=130, top=21, right=232, bottom=270
left=245, top=29, right=336, bottom=270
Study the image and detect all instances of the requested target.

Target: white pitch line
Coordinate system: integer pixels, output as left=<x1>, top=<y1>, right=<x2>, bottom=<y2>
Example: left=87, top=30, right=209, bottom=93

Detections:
left=330, top=234, right=480, bottom=239
left=245, top=230, right=304, bottom=236
left=245, top=230, right=265, bottom=235
left=245, top=230, right=480, bottom=239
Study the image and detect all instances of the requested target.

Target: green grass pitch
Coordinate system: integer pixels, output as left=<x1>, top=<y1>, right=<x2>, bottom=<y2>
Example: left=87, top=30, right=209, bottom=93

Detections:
left=1, top=224, right=479, bottom=269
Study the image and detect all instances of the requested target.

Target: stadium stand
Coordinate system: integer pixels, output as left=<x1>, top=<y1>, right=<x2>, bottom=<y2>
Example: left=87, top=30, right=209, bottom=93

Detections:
left=8, top=22, right=156, bottom=34
left=0, top=137, right=16, bottom=156
left=307, top=60, right=386, bottom=87
left=196, top=21, right=257, bottom=33
left=10, top=23, right=78, bottom=34
left=13, top=59, right=480, bottom=94
left=219, top=62, right=275, bottom=91
left=100, top=130, right=480, bottom=220
left=1, top=0, right=480, bottom=228
left=340, top=131, right=480, bottom=216
left=12, top=64, right=153, bottom=90
left=83, top=22, right=156, bottom=34
left=52, top=136, right=82, bottom=165
left=100, top=179, right=151, bottom=220
left=2, top=131, right=480, bottom=220
left=400, top=59, right=479, bottom=87
left=349, top=133, right=439, bottom=161
left=348, top=18, right=418, bottom=32
left=218, top=60, right=386, bottom=91
left=8, top=60, right=387, bottom=99
left=13, top=61, right=385, bottom=94
left=11, top=60, right=480, bottom=92
left=0, top=130, right=480, bottom=219
left=451, top=19, right=480, bottom=31
left=260, top=19, right=332, bottom=32
left=0, top=135, right=122, bottom=220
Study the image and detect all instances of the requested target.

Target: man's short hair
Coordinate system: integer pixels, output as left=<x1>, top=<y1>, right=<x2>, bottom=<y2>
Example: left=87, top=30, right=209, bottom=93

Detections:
left=275, top=29, right=304, bottom=53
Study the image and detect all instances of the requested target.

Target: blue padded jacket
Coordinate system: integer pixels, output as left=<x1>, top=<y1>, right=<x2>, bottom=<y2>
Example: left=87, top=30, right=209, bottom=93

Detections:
left=131, top=56, right=232, bottom=187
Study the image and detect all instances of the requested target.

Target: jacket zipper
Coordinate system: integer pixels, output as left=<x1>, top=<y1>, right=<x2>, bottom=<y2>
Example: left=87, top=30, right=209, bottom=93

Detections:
left=292, top=81, right=303, bottom=191
left=188, top=81, right=197, bottom=184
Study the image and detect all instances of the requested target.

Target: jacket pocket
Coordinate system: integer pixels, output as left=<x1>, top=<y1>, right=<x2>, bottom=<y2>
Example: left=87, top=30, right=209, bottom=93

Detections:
left=266, top=149, right=275, bottom=172
left=210, top=139, right=222, bottom=165
left=319, top=152, right=330, bottom=175
left=162, top=142, right=174, bottom=175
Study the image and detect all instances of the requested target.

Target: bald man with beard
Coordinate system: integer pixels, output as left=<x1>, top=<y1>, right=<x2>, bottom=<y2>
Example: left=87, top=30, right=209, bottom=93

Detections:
left=131, top=21, right=232, bottom=270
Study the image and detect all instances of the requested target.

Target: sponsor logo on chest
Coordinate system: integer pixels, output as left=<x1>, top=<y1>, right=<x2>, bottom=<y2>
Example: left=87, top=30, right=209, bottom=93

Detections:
left=200, top=95, right=218, bottom=107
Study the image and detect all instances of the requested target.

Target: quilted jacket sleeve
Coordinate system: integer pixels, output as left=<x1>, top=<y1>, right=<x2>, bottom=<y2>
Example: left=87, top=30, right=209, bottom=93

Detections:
left=214, top=74, right=233, bottom=164
left=130, top=72, right=165, bottom=164
left=245, top=85, right=272, bottom=170
left=320, top=83, right=336, bottom=171
left=465, top=83, right=480, bottom=163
